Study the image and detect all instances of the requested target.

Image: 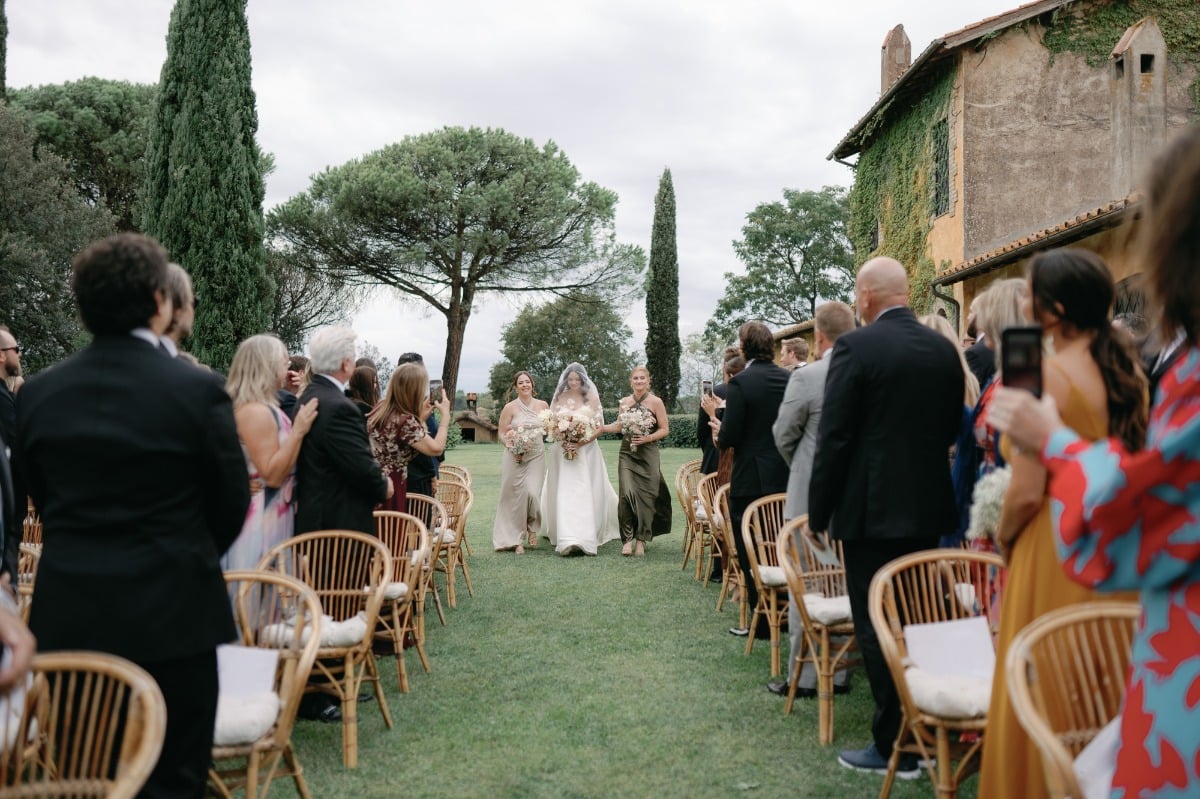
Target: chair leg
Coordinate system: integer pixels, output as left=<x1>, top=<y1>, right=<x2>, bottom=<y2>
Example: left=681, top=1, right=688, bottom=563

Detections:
left=783, top=648, right=804, bottom=716
left=458, top=552, right=474, bottom=597
left=392, top=605, right=408, bottom=693
left=936, top=727, right=955, bottom=799
left=876, top=723, right=909, bottom=799
left=341, top=655, right=359, bottom=768
left=769, top=616, right=781, bottom=677
left=283, top=744, right=314, bottom=799
left=744, top=609, right=760, bottom=656
left=244, top=751, right=259, bottom=799
left=817, top=661, right=833, bottom=745
left=365, top=651, right=394, bottom=730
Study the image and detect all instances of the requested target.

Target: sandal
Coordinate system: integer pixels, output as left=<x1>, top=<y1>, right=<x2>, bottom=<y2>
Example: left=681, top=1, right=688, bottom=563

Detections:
left=621, top=541, right=633, bottom=557
left=634, top=541, right=646, bottom=557
left=515, top=544, right=525, bottom=555
left=526, top=532, right=538, bottom=549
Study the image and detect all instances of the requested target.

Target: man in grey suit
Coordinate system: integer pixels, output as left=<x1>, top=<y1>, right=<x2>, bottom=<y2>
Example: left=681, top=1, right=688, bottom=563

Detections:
left=769, top=301, right=856, bottom=697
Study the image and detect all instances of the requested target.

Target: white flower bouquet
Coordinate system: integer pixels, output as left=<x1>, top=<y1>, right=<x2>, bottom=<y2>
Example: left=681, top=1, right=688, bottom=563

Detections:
left=506, top=424, right=543, bottom=464
left=965, top=466, right=1012, bottom=543
left=541, top=407, right=599, bottom=461
left=617, top=405, right=655, bottom=451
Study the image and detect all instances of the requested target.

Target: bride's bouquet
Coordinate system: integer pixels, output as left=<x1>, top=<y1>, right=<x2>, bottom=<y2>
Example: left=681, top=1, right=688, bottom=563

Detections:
left=617, top=405, right=655, bottom=451
left=540, top=407, right=599, bottom=461
left=506, top=423, right=544, bottom=464
left=965, top=466, right=1012, bottom=543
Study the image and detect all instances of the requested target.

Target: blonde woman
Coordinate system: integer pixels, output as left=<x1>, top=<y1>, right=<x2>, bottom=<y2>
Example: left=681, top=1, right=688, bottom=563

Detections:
left=223, top=334, right=318, bottom=571
left=368, top=362, right=451, bottom=514
left=919, top=314, right=980, bottom=408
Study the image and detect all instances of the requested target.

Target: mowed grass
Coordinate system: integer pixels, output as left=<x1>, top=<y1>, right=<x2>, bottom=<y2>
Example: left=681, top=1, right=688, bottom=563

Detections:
left=290, top=441, right=971, bottom=799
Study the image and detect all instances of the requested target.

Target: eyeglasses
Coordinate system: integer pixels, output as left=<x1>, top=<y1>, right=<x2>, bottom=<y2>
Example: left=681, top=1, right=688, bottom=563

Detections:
left=0, top=346, right=21, bottom=356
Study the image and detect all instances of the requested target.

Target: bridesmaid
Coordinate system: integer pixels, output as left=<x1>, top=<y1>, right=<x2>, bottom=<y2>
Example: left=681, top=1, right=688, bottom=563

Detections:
left=604, top=366, right=672, bottom=556
left=492, top=371, right=549, bottom=554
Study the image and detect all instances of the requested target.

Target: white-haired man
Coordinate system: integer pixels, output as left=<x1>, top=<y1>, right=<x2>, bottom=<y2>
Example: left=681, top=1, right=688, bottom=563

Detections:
left=295, top=326, right=391, bottom=536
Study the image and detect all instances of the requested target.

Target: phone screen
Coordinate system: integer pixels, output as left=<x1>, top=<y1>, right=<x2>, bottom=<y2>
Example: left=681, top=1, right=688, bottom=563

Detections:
left=429, top=379, right=443, bottom=403
left=701, top=379, right=713, bottom=397
left=1001, top=326, right=1043, bottom=398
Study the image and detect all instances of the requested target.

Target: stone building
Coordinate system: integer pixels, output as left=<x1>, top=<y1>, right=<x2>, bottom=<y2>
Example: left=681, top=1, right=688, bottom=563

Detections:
left=830, top=0, right=1199, bottom=330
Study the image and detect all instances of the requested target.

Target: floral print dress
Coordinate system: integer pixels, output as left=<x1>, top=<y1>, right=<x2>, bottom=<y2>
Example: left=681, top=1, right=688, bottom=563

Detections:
left=370, top=412, right=427, bottom=514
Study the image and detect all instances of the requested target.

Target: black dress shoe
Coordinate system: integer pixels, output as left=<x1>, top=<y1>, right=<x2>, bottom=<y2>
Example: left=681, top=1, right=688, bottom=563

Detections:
left=728, top=627, right=750, bottom=637
left=298, top=695, right=343, bottom=723
left=767, top=681, right=789, bottom=696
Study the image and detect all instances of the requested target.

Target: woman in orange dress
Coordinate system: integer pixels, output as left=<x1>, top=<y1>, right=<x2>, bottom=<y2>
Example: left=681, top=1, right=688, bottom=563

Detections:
left=977, top=248, right=1146, bottom=799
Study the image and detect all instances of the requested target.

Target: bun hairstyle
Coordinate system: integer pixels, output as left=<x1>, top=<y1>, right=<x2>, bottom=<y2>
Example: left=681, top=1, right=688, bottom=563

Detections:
left=1028, top=248, right=1147, bottom=451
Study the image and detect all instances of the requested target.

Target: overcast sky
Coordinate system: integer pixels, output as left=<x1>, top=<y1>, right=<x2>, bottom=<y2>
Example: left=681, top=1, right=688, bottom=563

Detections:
left=7, top=0, right=1015, bottom=389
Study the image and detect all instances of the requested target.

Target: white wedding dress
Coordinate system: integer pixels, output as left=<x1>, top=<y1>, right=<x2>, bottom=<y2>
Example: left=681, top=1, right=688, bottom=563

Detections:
left=541, top=437, right=619, bottom=555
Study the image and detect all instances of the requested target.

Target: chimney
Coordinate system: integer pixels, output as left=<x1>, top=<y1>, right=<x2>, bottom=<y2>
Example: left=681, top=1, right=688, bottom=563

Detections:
left=881, top=25, right=911, bottom=93
left=1110, top=17, right=1167, bottom=198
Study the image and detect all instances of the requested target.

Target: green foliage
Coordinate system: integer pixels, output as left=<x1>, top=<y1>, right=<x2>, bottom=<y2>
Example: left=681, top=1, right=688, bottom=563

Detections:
left=1, top=0, right=7, bottom=100
left=142, top=0, right=272, bottom=372
left=0, top=105, right=115, bottom=372
left=706, top=185, right=854, bottom=342
left=269, top=126, right=644, bottom=400
left=486, top=293, right=636, bottom=407
left=265, top=246, right=360, bottom=353
left=661, top=414, right=699, bottom=448
left=1043, top=0, right=1200, bottom=108
left=645, top=168, right=681, bottom=411
left=847, top=67, right=954, bottom=315
left=444, top=419, right=463, bottom=450
left=8, top=78, right=156, bottom=231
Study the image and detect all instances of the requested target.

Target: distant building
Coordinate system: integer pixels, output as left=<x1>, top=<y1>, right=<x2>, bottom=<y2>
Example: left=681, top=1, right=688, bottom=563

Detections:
left=453, top=411, right=499, bottom=443
left=831, top=0, right=1199, bottom=330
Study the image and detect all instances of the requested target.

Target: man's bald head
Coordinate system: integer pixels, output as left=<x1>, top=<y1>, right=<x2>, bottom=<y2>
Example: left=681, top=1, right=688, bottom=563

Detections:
left=855, top=257, right=910, bottom=324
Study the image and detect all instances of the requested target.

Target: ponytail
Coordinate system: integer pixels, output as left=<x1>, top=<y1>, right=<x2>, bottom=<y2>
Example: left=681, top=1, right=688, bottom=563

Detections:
left=1091, top=324, right=1148, bottom=452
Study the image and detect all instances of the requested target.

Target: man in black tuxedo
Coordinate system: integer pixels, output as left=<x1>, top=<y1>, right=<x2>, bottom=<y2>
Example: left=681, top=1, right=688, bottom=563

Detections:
left=716, top=322, right=790, bottom=638
left=808, top=257, right=963, bottom=778
left=16, top=233, right=250, bottom=798
left=295, top=326, right=391, bottom=536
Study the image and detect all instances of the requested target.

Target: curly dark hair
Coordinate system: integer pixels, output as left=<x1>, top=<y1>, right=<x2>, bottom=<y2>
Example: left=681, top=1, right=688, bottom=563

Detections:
left=737, top=321, right=775, bottom=362
left=71, top=234, right=169, bottom=335
left=1028, top=248, right=1147, bottom=451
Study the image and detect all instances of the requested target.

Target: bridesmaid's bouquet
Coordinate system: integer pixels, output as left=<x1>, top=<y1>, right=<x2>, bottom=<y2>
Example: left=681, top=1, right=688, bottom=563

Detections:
left=506, top=424, right=543, bottom=464
left=617, top=405, right=655, bottom=451
left=540, top=407, right=599, bottom=461
left=965, top=466, right=1011, bottom=543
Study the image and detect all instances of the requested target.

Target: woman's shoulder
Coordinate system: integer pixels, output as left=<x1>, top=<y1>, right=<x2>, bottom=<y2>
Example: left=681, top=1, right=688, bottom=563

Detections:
left=1046, top=353, right=1107, bottom=429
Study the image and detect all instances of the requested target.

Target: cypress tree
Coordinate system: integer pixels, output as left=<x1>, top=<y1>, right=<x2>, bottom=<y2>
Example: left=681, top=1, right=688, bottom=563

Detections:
left=142, top=0, right=271, bottom=370
left=1, top=0, right=8, bottom=101
left=645, top=168, right=681, bottom=410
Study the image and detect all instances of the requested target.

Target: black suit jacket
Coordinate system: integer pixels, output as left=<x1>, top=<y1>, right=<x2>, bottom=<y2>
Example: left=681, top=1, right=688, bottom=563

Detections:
left=0, top=381, right=21, bottom=578
left=809, top=308, right=963, bottom=541
left=717, top=361, right=790, bottom=499
left=295, top=376, right=388, bottom=535
left=16, top=335, right=249, bottom=662
left=964, top=339, right=995, bottom=389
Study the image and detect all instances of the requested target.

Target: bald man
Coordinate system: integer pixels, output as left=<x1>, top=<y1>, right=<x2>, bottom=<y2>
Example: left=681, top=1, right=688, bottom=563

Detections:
left=808, top=257, right=964, bottom=778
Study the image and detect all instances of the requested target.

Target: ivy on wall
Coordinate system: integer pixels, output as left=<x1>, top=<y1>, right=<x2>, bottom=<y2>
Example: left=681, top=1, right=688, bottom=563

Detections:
left=1042, top=0, right=1200, bottom=108
left=847, top=65, right=954, bottom=316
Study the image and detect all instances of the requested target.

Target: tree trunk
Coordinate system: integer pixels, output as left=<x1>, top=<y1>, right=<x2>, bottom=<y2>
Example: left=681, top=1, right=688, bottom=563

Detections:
left=440, top=288, right=472, bottom=401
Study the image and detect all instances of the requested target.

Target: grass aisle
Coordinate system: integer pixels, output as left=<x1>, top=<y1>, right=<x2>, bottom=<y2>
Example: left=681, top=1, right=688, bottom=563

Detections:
left=292, top=442, right=963, bottom=799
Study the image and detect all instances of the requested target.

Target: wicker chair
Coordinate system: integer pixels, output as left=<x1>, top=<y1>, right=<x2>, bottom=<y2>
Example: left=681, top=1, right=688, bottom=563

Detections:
left=15, top=544, right=40, bottom=624
left=692, top=472, right=721, bottom=583
left=776, top=518, right=858, bottom=741
left=438, top=464, right=470, bottom=487
left=208, top=571, right=323, bottom=799
left=673, top=459, right=701, bottom=558
left=713, top=483, right=747, bottom=628
left=373, top=511, right=432, bottom=692
left=0, top=651, right=167, bottom=799
left=869, top=548, right=1004, bottom=799
left=740, top=493, right=790, bottom=676
left=433, top=481, right=475, bottom=608
left=403, top=493, right=449, bottom=630
left=1007, top=601, right=1139, bottom=799
left=257, top=530, right=394, bottom=768
left=21, top=502, right=41, bottom=548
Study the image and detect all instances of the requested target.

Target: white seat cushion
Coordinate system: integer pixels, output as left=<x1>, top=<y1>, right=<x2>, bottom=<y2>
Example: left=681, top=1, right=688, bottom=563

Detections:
left=433, top=527, right=457, bottom=544
left=262, top=611, right=368, bottom=649
left=756, top=565, right=787, bottom=587
left=363, top=582, right=409, bottom=601
left=693, top=500, right=708, bottom=521
left=803, top=593, right=853, bottom=625
left=213, top=692, right=280, bottom=746
left=904, top=667, right=990, bottom=719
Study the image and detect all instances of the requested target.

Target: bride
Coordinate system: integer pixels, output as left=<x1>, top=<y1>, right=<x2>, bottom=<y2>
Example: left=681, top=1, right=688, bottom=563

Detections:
left=539, top=363, right=619, bottom=555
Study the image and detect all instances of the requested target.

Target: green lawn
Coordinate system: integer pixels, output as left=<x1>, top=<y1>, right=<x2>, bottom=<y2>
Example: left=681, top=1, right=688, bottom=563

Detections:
left=290, top=440, right=970, bottom=799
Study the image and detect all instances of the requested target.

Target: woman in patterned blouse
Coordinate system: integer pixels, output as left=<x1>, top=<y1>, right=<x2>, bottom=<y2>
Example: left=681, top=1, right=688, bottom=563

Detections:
left=988, top=125, right=1200, bottom=799
left=368, top=362, right=450, bottom=513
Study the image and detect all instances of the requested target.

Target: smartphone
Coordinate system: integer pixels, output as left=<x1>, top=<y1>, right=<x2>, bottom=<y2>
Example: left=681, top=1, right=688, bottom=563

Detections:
left=701, top=379, right=714, bottom=397
left=1001, top=326, right=1043, bottom=398
left=428, top=379, right=443, bottom=403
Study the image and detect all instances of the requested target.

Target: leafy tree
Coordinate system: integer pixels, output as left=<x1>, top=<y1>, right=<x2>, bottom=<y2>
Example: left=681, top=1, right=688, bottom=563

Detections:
left=676, top=333, right=728, bottom=413
left=142, top=0, right=272, bottom=372
left=268, top=125, right=645, bottom=400
left=8, top=79, right=156, bottom=231
left=0, top=105, right=115, bottom=372
left=265, top=246, right=361, bottom=353
left=705, top=185, right=854, bottom=343
left=487, top=293, right=635, bottom=409
left=645, top=168, right=681, bottom=411
left=357, top=339, right=392, bottom=387
left=1, top=0, right=7, bottom=100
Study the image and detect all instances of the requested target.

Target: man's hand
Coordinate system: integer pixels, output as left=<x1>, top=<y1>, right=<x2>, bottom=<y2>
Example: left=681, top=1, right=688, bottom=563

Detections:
left=385, top=474, right=395, bottom=501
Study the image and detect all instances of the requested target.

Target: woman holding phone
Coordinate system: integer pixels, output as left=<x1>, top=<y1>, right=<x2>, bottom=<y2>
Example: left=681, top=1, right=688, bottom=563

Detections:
left=368, top=362, right=451, bottom=514
left=976, top=247, right=1147, bottom=799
